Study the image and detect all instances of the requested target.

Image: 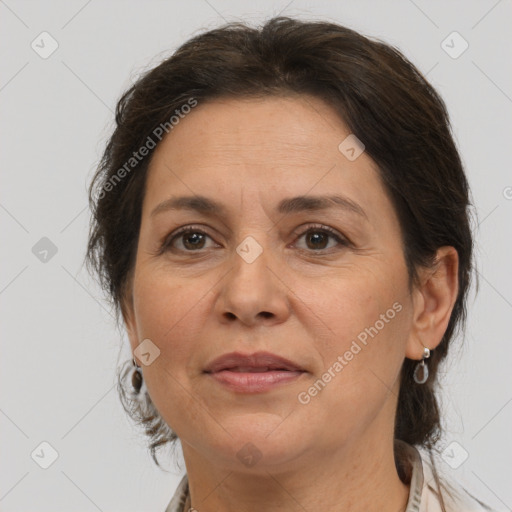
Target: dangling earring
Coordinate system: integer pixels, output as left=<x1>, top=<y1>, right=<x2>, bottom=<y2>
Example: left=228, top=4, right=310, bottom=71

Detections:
left=413, top=346, right=431, bottom=384
left=132, top=358, right=143, bottom=394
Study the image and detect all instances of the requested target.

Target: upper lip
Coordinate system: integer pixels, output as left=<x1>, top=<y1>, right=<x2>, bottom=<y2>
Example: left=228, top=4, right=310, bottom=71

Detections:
left=204, top=351, right=305, bottom=373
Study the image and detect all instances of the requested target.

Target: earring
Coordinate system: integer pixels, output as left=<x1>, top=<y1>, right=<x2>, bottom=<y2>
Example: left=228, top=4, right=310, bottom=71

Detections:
left=132, top=358, right=143, bottom=394
left=413, top=346, right=431, bottom=384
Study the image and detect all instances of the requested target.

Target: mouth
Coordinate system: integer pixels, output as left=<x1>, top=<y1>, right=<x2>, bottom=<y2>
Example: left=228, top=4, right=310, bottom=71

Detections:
left=204, top=351, right=305, bottom=374
left=219, top=366, right=291, bottom=372
left=204, top=351, right=306, bottom=393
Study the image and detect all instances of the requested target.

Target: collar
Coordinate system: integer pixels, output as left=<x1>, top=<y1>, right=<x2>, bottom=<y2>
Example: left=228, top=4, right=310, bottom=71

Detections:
left=400, top=440, right=424, bottom=512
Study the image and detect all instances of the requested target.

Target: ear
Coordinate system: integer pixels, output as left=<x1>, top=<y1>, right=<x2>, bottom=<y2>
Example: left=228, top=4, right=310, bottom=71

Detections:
left=405, top=246, right=459, bottom=360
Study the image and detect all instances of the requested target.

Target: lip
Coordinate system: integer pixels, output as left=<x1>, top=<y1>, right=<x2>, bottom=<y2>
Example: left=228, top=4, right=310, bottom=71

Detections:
left=204, top=351, right=304, bottom=373
left=204, top=351, right=306, bottom=393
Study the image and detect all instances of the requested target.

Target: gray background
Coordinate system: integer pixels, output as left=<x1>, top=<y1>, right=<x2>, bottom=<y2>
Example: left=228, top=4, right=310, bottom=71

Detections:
left=1, top=0, right=511, bottom=510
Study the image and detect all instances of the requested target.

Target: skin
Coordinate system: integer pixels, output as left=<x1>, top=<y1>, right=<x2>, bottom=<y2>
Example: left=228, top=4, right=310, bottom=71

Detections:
left=124, top=95, right=459, bottom=512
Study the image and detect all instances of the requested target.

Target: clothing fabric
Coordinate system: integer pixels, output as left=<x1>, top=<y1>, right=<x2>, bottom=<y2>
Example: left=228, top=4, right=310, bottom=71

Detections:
left=164, top=442, right=494, bottom=512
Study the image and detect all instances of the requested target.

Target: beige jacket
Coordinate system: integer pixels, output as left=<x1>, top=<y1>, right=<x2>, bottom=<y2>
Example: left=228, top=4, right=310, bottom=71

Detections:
left=164, top=442, right=495, bottom=511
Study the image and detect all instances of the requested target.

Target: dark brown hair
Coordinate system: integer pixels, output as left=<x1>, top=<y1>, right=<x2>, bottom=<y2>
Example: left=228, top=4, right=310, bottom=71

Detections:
left=86, top=16, right=474, bottom=494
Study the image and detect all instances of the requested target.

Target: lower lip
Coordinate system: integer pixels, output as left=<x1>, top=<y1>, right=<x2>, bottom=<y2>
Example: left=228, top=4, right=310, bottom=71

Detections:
left=207, top=370, right=305, bottom=393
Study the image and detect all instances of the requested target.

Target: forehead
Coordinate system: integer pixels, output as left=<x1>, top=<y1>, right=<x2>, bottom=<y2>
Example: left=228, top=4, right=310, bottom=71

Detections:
left=150, top=95, right=352, bottom=169
left=143, top=95, right=395, bottom=228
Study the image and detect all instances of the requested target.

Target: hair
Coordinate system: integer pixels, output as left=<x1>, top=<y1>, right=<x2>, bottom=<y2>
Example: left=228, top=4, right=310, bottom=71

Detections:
left=86, top=16, right=474, bottom=506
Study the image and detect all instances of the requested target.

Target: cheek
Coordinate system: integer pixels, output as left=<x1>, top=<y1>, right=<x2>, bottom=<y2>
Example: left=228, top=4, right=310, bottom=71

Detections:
left=298, top=270, right=409, bottom=391
left=301, top=272, right=402, bottom=344
left=293, top=278, right=409, bottom=441
left=288, top=316, right=408, bottom=452
left=131, top=269, right=207, bottom=365
left=130, top=271, right=210, bottom=434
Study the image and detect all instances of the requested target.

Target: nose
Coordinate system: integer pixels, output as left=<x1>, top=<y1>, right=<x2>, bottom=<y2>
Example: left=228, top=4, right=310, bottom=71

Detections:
left=215, top=238, right=291, bottom=327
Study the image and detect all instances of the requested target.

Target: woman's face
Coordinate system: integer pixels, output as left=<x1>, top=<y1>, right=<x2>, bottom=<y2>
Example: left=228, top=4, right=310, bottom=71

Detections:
left=124, top=95, right=425, bottom=471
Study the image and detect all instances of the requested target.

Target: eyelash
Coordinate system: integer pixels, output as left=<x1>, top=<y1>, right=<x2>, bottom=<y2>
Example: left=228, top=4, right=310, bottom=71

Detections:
left=160, top=224, right=350, bottom=254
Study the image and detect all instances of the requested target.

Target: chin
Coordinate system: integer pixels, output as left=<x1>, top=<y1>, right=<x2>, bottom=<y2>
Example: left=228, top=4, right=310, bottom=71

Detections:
left=197, top=416, right=312, bottom=470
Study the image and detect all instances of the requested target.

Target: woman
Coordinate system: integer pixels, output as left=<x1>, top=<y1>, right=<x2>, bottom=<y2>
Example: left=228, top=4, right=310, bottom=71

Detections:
left=86, top=17, right=494, bottom=512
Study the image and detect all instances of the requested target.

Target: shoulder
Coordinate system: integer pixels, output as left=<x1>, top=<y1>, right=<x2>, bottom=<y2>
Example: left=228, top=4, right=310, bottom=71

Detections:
left=413, top=445, right=496, bottom=512
left=164, top=474, right=189, bottom=512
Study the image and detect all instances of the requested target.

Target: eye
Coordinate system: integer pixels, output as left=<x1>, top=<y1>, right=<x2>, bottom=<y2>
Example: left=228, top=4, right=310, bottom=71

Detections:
left=293, top=225, right=349, bottom=252
left=160, top=224, right=349, bottom=254
left=163, top=226, right=218, bottom=252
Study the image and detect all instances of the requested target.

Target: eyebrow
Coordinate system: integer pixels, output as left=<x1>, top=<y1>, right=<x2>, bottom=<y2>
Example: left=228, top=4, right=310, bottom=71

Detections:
left=150, top=194, right=368, bottom=221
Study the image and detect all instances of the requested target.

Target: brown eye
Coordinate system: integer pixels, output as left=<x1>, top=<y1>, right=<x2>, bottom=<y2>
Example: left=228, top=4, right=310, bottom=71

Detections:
left=163, top=227, right=217, bottom=252
left=294, top=226, right=348, bottom=252
left=181, top=232, right=207, bottom=250
left=305, top=231, right=329, bottom=250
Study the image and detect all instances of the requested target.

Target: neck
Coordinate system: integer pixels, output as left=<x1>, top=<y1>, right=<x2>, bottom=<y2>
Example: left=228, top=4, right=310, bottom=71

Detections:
left=180, top=394, right=410, bottom=511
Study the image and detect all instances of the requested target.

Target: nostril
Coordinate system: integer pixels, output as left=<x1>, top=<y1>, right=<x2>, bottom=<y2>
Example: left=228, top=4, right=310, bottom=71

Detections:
left=222, top=311, right=273, bottom=322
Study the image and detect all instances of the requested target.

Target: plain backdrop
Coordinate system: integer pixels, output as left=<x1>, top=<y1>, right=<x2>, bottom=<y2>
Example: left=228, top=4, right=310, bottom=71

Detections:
left=1, top=1, right=511, bottom=511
